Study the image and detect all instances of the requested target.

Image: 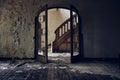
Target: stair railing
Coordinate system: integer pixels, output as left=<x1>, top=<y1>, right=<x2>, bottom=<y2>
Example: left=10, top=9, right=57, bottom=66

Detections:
left=53, top=14, right=78, bottom=52
left=54, top=14, right=78, bottom=41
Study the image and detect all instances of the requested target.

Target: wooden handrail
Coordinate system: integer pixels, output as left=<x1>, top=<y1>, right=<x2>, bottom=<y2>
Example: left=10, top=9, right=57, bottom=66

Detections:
left=53, top=14, right=78, bottom=52
left=55, top=18, right=70, bottom=33
left=54, top=14, right=78, bottom=41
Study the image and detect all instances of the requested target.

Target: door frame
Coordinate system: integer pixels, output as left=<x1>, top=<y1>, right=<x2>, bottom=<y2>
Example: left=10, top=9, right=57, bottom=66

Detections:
left=34, top=5, right=83, bottom=63
left=70, top=5, right=84, bottom=63
left=34, top=5, right=48, bottom=63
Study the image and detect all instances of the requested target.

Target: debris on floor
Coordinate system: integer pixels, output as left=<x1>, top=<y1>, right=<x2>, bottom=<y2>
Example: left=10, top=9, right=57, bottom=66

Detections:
left=0, top=60, right=119, bottom=80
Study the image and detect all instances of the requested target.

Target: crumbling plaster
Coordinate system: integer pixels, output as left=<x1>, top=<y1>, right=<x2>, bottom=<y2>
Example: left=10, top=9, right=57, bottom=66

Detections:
left=0, top=0, right=120, bottom=58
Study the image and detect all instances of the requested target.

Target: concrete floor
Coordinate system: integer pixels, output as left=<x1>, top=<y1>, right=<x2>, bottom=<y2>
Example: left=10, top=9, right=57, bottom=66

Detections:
left=0, top=59, right=119, bottom=80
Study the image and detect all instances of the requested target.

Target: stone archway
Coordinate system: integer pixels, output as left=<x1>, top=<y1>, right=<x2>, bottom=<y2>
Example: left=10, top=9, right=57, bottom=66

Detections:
left=34, top=4, right=83, bottom=63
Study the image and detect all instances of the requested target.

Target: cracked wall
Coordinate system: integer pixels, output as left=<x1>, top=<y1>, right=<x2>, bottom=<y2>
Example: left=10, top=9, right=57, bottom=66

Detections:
left=0, top=0, right=120, bottom=58
left=0, top=0, right=41, bottom=58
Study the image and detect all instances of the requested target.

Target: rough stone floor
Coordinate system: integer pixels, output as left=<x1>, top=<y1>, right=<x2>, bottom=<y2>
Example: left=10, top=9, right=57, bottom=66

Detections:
left=0, top=60, right=119, bottom=80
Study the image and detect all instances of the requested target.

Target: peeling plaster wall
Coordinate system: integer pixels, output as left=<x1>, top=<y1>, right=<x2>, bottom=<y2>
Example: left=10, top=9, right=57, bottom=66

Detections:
left=0, top=0, right=120, bottom=58
left=0, top=0, right=40, bottom=58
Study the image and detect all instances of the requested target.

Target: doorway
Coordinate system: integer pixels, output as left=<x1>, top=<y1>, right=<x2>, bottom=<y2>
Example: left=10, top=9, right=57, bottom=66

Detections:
left=35, top=5, right=82, bottom=63
left=47, top=8, right=71, bottom=63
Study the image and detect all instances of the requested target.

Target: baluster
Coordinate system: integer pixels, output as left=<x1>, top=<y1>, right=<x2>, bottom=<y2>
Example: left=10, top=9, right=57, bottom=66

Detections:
left=64, top=24, right=66, bottom=33
left=68, top=21, right=70, bottom=30
left=66, top=23, right=68, bottom=32
left=63, top=25, right=65, bottom=34
left=60, top=26, right=63, bottom=36
left=62, top=26, right=63, bottom=35
left=66, top=23, right=67, bottom=31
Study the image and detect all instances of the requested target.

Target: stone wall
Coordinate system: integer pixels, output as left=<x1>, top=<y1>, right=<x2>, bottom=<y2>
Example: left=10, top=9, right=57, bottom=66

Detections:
left=0, top=0, right=120, bottom=58
left=0, top=0, right=40, bottom=58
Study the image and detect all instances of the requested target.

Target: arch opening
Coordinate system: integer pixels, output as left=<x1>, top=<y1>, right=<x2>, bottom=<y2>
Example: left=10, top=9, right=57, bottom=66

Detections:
left=35, top=6, right=82, bottom=63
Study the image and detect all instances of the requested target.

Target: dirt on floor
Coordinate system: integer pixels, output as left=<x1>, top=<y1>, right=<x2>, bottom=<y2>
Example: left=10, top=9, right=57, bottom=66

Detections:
left=0, top=59, right=119, bottom=80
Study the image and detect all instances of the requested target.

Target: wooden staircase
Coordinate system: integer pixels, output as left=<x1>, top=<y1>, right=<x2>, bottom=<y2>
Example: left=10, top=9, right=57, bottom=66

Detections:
left=52, top=14, right=78, bottom=53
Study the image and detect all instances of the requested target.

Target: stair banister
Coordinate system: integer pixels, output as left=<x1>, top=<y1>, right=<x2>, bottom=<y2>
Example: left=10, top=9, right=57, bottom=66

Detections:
left=53, top=14, right=78, bottom=52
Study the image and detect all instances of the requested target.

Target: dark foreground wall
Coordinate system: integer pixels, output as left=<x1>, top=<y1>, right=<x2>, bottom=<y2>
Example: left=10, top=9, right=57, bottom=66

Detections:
left=0, top=0, right=120, bottom=58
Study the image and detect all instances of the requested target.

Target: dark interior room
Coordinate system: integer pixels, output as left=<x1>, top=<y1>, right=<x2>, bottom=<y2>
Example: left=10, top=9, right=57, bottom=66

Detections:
left=0, top=0, right=120, bottom=80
